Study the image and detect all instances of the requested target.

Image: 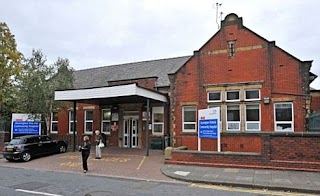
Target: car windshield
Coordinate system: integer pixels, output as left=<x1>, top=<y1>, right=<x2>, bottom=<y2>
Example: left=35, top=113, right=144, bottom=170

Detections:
left=9, top=139, right=22, bottom=145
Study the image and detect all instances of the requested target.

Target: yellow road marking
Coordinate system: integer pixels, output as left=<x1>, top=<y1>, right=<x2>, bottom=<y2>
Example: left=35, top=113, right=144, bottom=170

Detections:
left=60, top=162, right=92, bottom=167
left=60, top=155, right=80, bottom=159
left=61, top=155, right=130, bottom=162
left=92, top=157, right=130, bottom=162
left=190, top=183, right=317, bottom=196
left=136, top=156, right=146, bottom=170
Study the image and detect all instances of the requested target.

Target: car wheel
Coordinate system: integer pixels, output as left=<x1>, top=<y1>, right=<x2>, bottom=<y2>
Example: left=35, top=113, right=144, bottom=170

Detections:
left=20, top=152, right=32, bottom=162
left=58, top=145, right=67, bottom=153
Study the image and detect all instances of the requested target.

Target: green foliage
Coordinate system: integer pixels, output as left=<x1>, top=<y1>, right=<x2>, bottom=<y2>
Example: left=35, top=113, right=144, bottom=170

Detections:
left=50, top=57, right=74, bottom=109
left=18, top=50, right=52, bottom=115
left=0, top=21, right=74, bottom=132
left=18, top=49, right=74, bottom=130
left=0, top=22, right=23, bottom=121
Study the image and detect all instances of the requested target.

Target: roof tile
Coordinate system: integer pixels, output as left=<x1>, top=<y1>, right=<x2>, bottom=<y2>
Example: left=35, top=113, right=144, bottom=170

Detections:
left=74, top=56, right=191, bottom=89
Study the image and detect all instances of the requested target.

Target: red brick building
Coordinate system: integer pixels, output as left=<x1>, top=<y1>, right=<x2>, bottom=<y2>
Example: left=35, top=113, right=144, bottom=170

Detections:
left=170, top=13, right=317, bottom=152
left=311, top=89, right=320, bottom=112
left=53, top=14, right=318, bottom=152
left=54, top=57, right=190, bottom=149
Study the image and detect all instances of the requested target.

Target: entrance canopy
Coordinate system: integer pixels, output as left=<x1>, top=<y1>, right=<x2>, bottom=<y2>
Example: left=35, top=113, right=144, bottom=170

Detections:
left=54, top=83, right=167, bottom=104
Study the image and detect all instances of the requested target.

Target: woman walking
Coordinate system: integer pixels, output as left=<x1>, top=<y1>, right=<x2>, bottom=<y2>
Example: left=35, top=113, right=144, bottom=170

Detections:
left=94, top=130, right=103, bottom=159
left=79, top=135, right=91, bottom=173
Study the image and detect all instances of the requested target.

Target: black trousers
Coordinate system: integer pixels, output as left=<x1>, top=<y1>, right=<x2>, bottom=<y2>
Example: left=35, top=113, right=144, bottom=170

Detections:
left=82, top=152, right=90, bottom=171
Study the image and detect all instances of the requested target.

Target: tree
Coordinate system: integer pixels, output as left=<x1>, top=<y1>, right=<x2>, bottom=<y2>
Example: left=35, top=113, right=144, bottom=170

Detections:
left=18, top=49, right=74, bottom=134
left=0, top=22, right=23, bottom=122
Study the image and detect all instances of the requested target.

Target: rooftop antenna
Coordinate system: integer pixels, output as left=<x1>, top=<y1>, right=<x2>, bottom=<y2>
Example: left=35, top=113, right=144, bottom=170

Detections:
left=214, top=2, right=222, bottom=29
left=219, top=11, right=224, bottom=23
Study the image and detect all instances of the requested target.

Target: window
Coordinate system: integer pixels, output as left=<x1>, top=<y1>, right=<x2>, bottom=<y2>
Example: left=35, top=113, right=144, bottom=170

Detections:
left=245, top=104, right=260, bottom=131
left=69, top=110, right=77, bottom=134
left=208, top=91, right=221, bottom=102
left=84, top=110, right=93, bottom=134
left=207, top=87, right=262, bottom=132
left=183, top=106, right=197, bottom=132
left=26, top=137, right=40, bottom=144
left=226, top=91, right=240, bottom=102
left=40, top=136, right=51, bottom=142
left=101, top=109, right=111, bottom=134
left=208, top=105, right=222, bottom=131
left=152, top=107, right=164, bottom=135
left=227, top=105, right=240, bottom=131
left=50, top=111, right=58, bottom=134
left=245, top=89, right=260, bottom=101
left=274, top=102, right=294, bottom=132
left=228, top=41, right=236, bottom=57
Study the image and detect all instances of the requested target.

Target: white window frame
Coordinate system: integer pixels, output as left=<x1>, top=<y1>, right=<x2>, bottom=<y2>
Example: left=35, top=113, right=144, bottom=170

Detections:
left=101, top=109, right=111, bottom=135
left=245, top=89, right=260, bottom=101
left=84, top=109, right=93, bottom=134
left=69, top=110, right=77, bottom=134
left=50, top=112, right=58, bottom=134
left=182, top=106, right=197, bottom=133
left=152, top=107, right=164, bottom=135
left=228, top=40, right=236, bottom=57
left=207, top=91, right=221, bottom=102
left=274, top=102, right=294, bottom=132
left=226, top=105, right=240, bottom=131
left=226, top=90, right=240, bottom=102
left=245, top=104, right=261, bottom=131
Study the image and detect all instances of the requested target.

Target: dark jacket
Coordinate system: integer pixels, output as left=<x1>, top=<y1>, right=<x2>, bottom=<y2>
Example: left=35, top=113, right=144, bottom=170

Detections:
left=95, top=134, right=103, bottom=145
left=79, top=141, right=91, bottom=155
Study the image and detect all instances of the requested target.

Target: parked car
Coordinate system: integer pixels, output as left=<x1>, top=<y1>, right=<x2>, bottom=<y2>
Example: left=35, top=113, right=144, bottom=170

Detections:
left=3, top=135, right=68, bottom=162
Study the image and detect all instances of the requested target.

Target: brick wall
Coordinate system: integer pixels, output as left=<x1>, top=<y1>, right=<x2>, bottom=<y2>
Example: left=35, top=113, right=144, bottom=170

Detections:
left=221, top=133, right=261, bottom=153
left=108, top=77, right=157, bottom=90
left=56, top=103, right=99, bottom=135
left=175, top=133, right=261, bottom=153
left=270, top=135, right=320, bottom=162
left=171, top=13, right=311, bottom=150
left=166, top=133, right=320, bottom=171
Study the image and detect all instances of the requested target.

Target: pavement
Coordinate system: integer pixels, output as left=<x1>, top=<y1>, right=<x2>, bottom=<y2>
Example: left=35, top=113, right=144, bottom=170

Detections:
left=0, top=147, right=320, bottom=195
left=161, top=164, right=320, bottom=194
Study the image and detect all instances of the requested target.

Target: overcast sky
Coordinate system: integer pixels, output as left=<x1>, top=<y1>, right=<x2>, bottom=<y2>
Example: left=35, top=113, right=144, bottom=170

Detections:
left=2, top=0, right=320, bottom=89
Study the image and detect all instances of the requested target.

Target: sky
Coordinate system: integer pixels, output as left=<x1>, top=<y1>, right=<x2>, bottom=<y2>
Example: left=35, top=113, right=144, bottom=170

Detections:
left=1, top=0, right=320, bottom=89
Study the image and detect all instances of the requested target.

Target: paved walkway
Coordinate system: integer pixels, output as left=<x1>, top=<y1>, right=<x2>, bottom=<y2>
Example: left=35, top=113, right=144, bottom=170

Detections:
left=161, top=164, right=320, bottom=194
left=0, top=147, right=174, bottom=182
left=1, top=147, right=320, bottom=194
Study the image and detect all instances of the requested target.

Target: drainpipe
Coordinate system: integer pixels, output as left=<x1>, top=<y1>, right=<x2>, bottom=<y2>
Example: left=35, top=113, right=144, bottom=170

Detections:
left=145, top=99, right=150, bottom=156
left=73, top=101, right=77, bottom=152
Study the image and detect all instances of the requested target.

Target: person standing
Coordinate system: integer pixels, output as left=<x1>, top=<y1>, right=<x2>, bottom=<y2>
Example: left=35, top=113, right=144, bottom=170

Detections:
left=94, top=130, right=103, bottom=159
left=79, top=135, right=91, bottom=173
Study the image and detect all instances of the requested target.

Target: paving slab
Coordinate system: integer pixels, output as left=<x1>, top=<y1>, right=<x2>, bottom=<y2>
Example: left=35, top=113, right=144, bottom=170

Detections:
left=161, top=164, right=320, bottom=195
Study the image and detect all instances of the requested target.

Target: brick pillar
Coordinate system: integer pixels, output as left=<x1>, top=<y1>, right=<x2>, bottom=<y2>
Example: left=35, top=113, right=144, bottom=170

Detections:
left=261, top=134, right=271, bottom=162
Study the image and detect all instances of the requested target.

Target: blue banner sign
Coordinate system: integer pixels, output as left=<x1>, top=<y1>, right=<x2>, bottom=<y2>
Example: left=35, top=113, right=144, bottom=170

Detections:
left=199, top=119, right=218, bottom=138
left=13, top=121, right=40, bottom=135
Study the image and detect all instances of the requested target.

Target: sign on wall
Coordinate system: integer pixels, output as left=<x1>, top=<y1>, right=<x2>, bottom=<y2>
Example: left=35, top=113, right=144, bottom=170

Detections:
left=198, top=107, right=220, bottom=151
left=111, top=113, right=119, bottom=121
left=11, top=113, right=41, bottom=139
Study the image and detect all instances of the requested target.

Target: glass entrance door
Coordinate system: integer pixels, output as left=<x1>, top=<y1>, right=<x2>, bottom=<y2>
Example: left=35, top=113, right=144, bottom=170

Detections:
left=123, top=116, right=139, bottom=148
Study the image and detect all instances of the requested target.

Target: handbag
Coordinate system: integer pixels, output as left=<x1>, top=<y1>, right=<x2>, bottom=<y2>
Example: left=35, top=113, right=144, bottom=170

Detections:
left=78, top=146, right=82, bottom=151
left=98, top=140, right=105, bottom=148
